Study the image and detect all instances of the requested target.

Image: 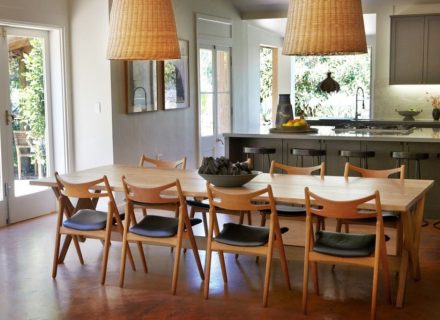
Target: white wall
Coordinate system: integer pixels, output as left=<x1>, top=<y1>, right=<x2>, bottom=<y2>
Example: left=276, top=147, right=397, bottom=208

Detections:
left=110, top=0, right=244, bottom=169
left=364, top=2, right=440, bottom=120
left=69, top=0, right=114, bottom=170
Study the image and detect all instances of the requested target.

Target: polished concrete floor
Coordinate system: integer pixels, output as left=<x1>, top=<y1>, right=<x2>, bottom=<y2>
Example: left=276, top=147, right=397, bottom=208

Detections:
left=0, top=213, right=439, bottom=320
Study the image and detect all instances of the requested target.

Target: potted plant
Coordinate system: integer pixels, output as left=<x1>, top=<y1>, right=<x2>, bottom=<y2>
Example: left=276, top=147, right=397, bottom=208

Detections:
left=427, top=92, right=440, bottom=120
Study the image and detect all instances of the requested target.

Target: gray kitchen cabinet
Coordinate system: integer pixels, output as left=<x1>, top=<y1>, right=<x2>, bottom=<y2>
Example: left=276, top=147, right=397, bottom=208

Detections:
left=390, top=15, right=440, bottom=84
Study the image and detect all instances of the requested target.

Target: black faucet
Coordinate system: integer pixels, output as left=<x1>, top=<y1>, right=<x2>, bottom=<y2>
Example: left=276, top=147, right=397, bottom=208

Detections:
left=355, top=87, right=365, bottom=122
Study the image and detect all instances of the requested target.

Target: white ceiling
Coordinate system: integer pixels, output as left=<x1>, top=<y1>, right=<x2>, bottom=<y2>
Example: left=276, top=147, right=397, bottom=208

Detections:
left=231, top=0, right=440, bottom=13
left=232, top=0, right=440, bottom=38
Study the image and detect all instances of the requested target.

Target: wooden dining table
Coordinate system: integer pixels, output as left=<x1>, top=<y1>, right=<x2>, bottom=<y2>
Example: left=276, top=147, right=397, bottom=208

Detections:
left=31, top=164, right=434, bottom=308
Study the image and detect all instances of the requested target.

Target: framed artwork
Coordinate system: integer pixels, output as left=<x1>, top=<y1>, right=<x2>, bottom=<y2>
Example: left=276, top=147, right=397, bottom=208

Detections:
left=125, top=60, right=162, bottom=113
left=163, top=39, right=189, bottom=110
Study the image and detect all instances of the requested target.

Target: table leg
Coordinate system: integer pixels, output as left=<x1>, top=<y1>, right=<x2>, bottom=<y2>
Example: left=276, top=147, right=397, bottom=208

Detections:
left=395, top=195, right=425, bottom=307
left=409, top=195, right=425, bottom=280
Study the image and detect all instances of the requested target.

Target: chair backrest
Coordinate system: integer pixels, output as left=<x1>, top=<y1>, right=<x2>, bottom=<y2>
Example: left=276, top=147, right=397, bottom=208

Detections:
left=55, top=172, right=112, bottom=200
left=344, top=162, right=405, bottom=180
left=304, top=187, right=382, bottom=221
left=269, top=160, right=325, bottom=177
left=139, top=154, right=187, bottom=169
left=122, top=176, right=182, bottom=205
left=206, top=182, right=276, bottom=213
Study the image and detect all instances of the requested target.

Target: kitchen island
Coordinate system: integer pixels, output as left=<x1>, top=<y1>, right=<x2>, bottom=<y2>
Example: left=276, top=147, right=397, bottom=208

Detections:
left=225, top=126, right=440, bottom=218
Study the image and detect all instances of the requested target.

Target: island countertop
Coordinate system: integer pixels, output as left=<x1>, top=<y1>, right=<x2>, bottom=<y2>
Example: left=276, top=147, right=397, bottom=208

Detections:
left=224, top=126, right=440, bottom=143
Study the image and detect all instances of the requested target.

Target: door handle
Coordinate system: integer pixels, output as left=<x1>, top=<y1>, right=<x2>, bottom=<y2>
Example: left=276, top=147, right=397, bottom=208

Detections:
left=216, top=138, right=224, bottom=145
left=5, top=110, right=16, bottom=126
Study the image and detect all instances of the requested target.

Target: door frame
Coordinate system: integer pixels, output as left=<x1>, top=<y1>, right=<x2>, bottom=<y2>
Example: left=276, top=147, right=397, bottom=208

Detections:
left=0, top=23, right=70, bottom=226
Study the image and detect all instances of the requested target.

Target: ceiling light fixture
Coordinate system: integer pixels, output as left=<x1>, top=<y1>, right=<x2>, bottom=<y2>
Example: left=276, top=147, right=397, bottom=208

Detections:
left=107, top=0, right=180, bottom=60
left=282, top=0, right=367, bottom=56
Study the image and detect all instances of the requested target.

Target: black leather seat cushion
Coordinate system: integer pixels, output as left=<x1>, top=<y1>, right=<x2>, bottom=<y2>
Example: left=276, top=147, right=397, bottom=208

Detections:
left=214, top=223, right=269, bottom=247
left=275, top=204, right=306, bottom=216
left=130, top=215, right=202, bottom=238
left=186, top=199, right=209, bottom=209
left=63, top=209, right=108, bottom=231
left=355, top=211, right=399, bottom=223
left=313, top=231, right=376, bottom=257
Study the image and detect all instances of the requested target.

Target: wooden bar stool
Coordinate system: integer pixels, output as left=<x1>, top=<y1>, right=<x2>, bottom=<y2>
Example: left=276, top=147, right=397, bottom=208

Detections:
left=338, top=150, right=375, bottom=169
left=291, top=148, right=326, bottom=167
left=243, top=147, right=276, bottom=172
left=391, top=151, right=429, bottom=227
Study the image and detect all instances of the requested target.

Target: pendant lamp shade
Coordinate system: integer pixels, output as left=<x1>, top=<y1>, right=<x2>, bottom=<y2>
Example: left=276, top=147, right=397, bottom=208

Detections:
left=282, top=0, right=367, bottom=56
left=107, top=0, right=180, bottom=60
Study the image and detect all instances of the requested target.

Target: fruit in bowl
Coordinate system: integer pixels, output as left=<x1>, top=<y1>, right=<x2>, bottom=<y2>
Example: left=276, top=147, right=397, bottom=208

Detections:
left=282, top=117, right=308, bottom=127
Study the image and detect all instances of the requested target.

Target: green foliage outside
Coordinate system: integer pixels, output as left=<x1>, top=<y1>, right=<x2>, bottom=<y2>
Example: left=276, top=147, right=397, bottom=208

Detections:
left=260, top=47, right=273, bottom=131
left=294, top=50, right=371, bottom=118
left=9, top=38, right=46, bottom=176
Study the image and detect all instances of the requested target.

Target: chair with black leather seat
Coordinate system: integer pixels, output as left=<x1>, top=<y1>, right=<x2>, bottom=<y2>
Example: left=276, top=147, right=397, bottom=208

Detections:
left=52, top=172, right=137, bottom=285
left=338, top=150, right=375, bottom=169
left=291, top=148, right=326, bottom=167
left=204, top=182, right=291, bottom=307
left=138, top=154, right=186, bottom=217
left=119, top=176, right=204, bottom=294
left=243, top=146, right=276, bottom=172
left=339, top=162, right=405, bottom=255
left=303, top=187, right=391, bottom=320
left=139, top=154, right=187, bottom=169
left=260, top=160, right=326, bottom=231
left=187, top=158, right=254, bottom=235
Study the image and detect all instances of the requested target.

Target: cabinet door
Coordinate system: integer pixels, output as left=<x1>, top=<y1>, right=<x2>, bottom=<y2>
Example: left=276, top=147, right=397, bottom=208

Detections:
left=390, top=16, right=425, bottom=84
left=425, top=16, right=440, bottom=84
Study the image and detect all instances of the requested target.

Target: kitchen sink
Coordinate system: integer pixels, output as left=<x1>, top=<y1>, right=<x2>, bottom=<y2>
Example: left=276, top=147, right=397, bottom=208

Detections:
left=333, top=123, right=415, bottom=135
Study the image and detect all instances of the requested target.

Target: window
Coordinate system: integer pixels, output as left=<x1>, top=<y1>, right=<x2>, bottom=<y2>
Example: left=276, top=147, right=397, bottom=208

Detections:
left=294, top=48, right=372, bottom=119
left=259, top=46, right=277, bottom=133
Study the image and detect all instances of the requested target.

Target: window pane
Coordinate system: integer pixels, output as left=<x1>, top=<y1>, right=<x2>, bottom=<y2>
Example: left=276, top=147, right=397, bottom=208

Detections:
left=260, top=47, right=273, bottom=133
left=217, top=93, right=231, bottom=134
left=200, top=49, right=213, bottom=93
left=201, top=93, right=213, bottom=137
left=217, top=50, right=230, bottom=92
left=294, top=48, right=372, bottom=119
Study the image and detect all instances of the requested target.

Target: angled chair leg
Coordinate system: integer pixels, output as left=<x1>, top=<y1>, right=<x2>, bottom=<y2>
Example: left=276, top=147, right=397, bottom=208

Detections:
left=136, top=241, right=148, bottom=273
left=185, top=227, right=204, bottom=280
left=203, top=244, right=213, bottom=299
left=171, top=241, right=182, bottom=295
left=218, top=251, right=228, bottom=283
left=72, top=235, right=84, bottom=264
left=52, top=232, right=62, bottom=278
left=119, top=235, right=129, bottom=288
left=262, top=246, right=273, bottom=307
left=275, top=233, right=291, bottom=290
left=302, top=256, right=310, bottom=314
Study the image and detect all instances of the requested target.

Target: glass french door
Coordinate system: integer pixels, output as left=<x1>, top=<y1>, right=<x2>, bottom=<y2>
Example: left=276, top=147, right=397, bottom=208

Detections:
left=0, top=26, right=55, bottom=225
left=198, top=45, right=231, bottom=160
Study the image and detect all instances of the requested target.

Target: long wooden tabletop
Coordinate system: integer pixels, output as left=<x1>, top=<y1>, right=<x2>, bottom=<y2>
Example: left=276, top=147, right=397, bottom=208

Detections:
left=30, top=164, right=434, bottom=212
left=30, top=164, right=435, bottom=308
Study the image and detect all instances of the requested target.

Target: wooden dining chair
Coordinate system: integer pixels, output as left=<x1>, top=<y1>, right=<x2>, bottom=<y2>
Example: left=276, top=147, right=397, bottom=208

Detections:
left=138, top=154, right=186, bottom=217
left=260, top=160, right=326, bottom=230
left=119, top=176, right=204, bottom=294
left=187, top=157, right=254, bottom=236
left=339, top=162, right=405, bottom=254
left=139, top=154, right=187, bottom=169
left=303, top=187, right=392, bottom=320
left=52, top=172, right=137, bottom=284
left=204, top=182, right=291, bottom=307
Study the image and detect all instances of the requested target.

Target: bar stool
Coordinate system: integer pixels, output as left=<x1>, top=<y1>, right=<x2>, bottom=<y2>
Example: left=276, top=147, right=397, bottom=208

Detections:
left=291, top=148, right=326, bottom=167
left=243, top=146, right=276, bottom=172
left=338, top=150, right=375, bottom=169
left=391, top=151, right=429, bottom=227
left=391, top=152, right=429, bottom=179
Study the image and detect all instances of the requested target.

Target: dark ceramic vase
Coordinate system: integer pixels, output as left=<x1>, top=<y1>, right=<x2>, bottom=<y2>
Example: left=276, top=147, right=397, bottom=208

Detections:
left=275, top=94, right=293, bottom=128
left=433, top=108, right=440, bottom=121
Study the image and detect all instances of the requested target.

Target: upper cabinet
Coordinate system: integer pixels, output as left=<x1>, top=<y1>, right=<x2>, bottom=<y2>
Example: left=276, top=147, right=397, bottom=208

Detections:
left=390, top=15, right=440, bottom=84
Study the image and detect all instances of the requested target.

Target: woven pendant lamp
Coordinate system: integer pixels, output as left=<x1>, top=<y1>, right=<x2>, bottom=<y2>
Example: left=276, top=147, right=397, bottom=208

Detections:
left=107, top=0, right=180, bottom=60
left=282, top=0, right=367, bottom=56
